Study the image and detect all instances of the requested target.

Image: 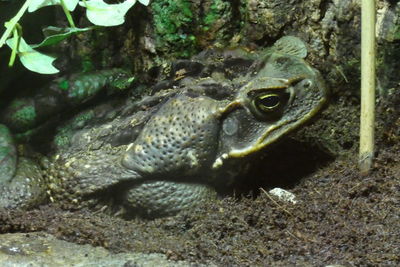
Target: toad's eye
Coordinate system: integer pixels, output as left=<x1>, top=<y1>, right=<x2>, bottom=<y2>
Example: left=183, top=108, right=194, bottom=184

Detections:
left=254, top=93, right=281, bottom=112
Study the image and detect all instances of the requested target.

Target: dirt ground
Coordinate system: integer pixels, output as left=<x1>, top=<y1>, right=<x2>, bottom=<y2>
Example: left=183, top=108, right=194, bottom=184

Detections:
left=0, top=93, right=399, bottom=266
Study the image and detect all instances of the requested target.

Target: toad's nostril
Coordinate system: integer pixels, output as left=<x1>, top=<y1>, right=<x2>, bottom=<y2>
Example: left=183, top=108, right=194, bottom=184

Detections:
left=302, top=79, right=313, bottom=88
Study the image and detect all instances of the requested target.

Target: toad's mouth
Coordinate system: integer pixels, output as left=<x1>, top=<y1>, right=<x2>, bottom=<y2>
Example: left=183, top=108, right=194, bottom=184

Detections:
left=214, top=94, right=327, bottom=164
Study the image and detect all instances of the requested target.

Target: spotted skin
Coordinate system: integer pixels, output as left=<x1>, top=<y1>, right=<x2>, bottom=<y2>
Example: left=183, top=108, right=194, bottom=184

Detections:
left=0, top=37, right=328, bottom=218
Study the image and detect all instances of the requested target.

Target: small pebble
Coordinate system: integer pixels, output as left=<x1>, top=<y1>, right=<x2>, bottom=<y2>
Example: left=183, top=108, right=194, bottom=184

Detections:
left=268, top=188, right=297, bottom=204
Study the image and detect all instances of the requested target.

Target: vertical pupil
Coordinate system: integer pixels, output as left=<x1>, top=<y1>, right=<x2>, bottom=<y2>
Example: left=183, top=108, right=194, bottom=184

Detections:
left=259, top=95, right=280, bottom=108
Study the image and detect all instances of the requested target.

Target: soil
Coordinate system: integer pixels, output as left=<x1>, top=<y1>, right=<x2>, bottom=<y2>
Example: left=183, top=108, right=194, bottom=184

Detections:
left=0, top=94, right=399, bottom=266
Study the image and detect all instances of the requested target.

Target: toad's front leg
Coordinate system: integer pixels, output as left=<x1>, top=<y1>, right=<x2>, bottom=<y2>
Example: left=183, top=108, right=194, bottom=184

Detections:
left=0, top=125, right=47, bottom=209
left=122, top=180, right=216, bottom=218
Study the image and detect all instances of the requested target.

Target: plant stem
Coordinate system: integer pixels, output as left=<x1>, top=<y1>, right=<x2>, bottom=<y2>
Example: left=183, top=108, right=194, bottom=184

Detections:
left=8, top=25, right=22, bottom=67
left=0, top=0, right=32, bottom=48
left=60, top=0, right=76, bottom=28
left=359, top=0, right=376, bottom=174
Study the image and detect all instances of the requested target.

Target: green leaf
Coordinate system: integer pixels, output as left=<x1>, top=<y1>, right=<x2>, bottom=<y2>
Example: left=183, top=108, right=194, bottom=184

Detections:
left=79, top=0, right=136, bottom=26
left=6, top=37, right=59, bottom=74
left=138, top=0, right=150, bottom=5
left=28, top=0, right=79, bottom=12
left=31, top=26, right=93, bottom=48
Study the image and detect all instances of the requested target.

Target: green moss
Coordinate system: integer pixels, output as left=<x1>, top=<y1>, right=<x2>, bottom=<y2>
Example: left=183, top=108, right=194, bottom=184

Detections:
left=69, top=79, right=92, bottom=101
left=54, top=134, right=70, bottom=148
left=67, top=73, right=106, bottom=104
left=151, top=0, right=197, bottom=58
left=376, top=42, right=400, bottom=94
left=58, top=79, right=69, bottom=91
left=81, top=57, right=95, bottom=73
left=8, top=100, right=37, bottom=132
left=0, top=124, right=15, bottom=182
left=110, top=76, right=135, bottom=91
left=66, top=69, right=132, bottom=104
left=393, top=25, right=400, bottom=40
left=203, top=1, right=221, bottom=26
left=14, top=128, right=35, bottom=142
left=74, top=111, right=94, bottom=124
left=0, top=124, right=11, bottom=137
left=199, top=0, right=234, bottom=46
left=0, top=146, right=11, bottom=158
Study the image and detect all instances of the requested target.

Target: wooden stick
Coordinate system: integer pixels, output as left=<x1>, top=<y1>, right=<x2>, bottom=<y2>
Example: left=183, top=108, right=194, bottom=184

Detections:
left=359, top=0, right=376, bottom=174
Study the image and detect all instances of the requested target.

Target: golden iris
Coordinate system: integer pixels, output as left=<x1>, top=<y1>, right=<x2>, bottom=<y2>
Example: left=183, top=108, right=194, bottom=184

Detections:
left=254, top=93, right=281, bottom=112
